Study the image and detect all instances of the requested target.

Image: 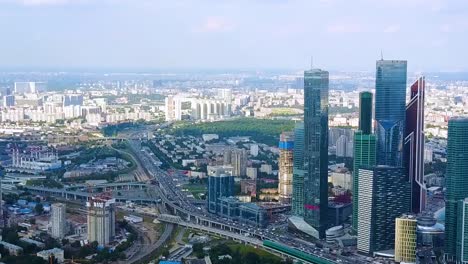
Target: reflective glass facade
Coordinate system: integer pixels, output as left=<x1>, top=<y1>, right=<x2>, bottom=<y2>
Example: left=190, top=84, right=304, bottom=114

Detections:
left=208, top=174, right=234, bottom=213
left=445, top=118, right=468, bottom=259
left=292, top=123, right=305, bottom=217
left=303, top=69, right=329, bottom=238
left=359, top=91, right=373, bottom=135
left=375, top=60, right=407, bottom=166
left=404, top=77, right=426, bottom=213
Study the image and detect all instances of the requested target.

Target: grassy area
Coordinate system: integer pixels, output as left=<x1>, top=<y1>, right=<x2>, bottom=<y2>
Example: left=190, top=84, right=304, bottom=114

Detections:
left=183, top=184, right=207, bottom=200
left=227, top=242, right=282, bottom=261
left=171, top=117, right=296, bottom=146
left=269, top=107, right=302, bottom=116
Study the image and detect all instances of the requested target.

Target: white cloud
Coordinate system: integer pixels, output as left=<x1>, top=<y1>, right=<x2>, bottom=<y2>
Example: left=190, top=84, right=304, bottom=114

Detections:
left=193, top=16, right=234, bottom=33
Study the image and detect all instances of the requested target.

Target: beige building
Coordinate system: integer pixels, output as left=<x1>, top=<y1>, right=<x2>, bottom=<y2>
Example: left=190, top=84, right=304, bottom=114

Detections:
left=395, top=214, right=417, bottom=263
left=87, top=197, right=116, bottom=246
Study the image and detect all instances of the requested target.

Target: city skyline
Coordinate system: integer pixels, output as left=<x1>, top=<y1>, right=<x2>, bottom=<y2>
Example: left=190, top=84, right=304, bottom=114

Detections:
left=0, top=0, right=467, bottom=71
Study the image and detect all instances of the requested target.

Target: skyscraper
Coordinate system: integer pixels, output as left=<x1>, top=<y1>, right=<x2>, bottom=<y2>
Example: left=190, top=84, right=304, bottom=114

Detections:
left=352, top=132, right=376, bottom=232
left=375, top=60, right=407, bottom=167
left=358, top=91, right=373, bottom=135
left=51, top=203, right=66, bottom=239
left=278, top=132, right=294, bottom=203
left=357, top=166, right=411, bottom=254
left=445, top=118, right=468, bottom=260
left=395, top=214, right=417, bottom=263
left=456, top=198, right=468, bottom=263
left=208, top=173, right=234, bottom=213
left=352, top=91, right=376, bottom=233
left=87, top=197, right=116, bottom=246
left=404, top=77, right=426, bottom=214
left=292, top=123, right=305, bottom=217
left=303, top=68, right=329, bottom=238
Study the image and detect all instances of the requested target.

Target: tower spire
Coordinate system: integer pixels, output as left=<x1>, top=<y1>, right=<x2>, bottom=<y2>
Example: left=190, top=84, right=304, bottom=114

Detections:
left=380, top=50, right=384, bottom=60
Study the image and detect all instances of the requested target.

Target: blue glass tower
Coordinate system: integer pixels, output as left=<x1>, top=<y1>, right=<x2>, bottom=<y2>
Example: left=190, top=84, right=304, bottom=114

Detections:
left=374, top=60, right=407, bottom=166
left=303, top=69, right=329, bottom=239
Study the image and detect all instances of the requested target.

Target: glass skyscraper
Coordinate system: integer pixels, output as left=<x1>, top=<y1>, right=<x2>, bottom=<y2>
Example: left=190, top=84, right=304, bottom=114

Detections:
left=358, top=91, right=373, bottom=135
left=292, top=123, right=305, bottom=217
left=352, top=132, right=376, bottom=232
left=357, top=166, right=411, bottom=254
left=303, top=69, right=329, bottom=238
left=404, top=77, right=426, bottom=213
left=352, top=91, right=376, bottom=232
left=208, top=174, right=234, bottom=214
left=445, top=118, right=468, bottom=260
left=375, top=60, right=407, bottom=167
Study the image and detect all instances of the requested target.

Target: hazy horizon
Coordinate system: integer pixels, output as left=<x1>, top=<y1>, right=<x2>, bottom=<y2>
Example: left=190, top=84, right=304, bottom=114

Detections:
left=1, top=0, right=467, bottom=71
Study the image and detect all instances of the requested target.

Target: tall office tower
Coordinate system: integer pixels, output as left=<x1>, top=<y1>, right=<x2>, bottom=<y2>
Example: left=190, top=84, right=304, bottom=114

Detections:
left=208, top=174, right=234, bottom=213
left=404, top=77, right=426, bottom=214
left=231, top=149, right=247, bottom=177
left=51, top=203, right=66, bottom=239
left=394, top=214, right=417, bottom=264
left=278, top=132, right=294, bottom=204
left=457, top=198, right=468, bottom=263
left=87, top=197, right=116, bottom=246
left=352, top=132, right=377, bottom=232
left=292, top=123, right=305, bottom=217
left=357, top=166, right=411, bottom=254
left=445, top=118, right=468, bottom=260
left=374, top=60, right=407, bottom=166
left=359, top=92, right=373, bottom=134
left=303, top=68, right=329, bottom=239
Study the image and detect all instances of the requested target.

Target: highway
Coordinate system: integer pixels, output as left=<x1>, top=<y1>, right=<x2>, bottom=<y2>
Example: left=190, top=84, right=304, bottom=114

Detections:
left=127, top=138, right=356, bottom=264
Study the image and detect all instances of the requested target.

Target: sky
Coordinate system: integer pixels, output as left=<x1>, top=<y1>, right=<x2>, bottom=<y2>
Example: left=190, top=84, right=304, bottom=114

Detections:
left=0, top=0, right=467, bottom=71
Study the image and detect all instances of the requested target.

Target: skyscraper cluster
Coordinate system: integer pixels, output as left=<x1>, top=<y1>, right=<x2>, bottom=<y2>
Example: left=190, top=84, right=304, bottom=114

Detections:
left=354, top=60, right=426, bottom=255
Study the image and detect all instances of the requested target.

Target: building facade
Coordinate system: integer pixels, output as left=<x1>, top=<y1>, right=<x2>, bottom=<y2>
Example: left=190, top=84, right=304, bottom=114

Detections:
left=445, top=118, right=468, bottom=260
left=303, top=68, right=329, bottom=238
left=51, top=203, right=66, bottom=239
left=457, top=198, right=468, bottom=263
left=87, top=198, right=116, bottom=246
left=395, top=214, right=417, bottom=263
left=358, top=91, right=373, bottom=135
left=292, top=123, right=305, bottom=217
left=374, top=60, right=407, bottom=167
left=278, top=131, right=294, bottom=203
left=208, top=174, right=234, bottom=213
left=404, top=77, right=426, bottom=214
left=352, top=132, right=376, bottom=232
left=357, top=166, right=411, bottom=254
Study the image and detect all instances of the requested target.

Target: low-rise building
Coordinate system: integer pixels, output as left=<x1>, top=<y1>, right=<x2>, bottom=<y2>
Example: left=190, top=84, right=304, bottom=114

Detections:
left=37, top=248, right=65, bottom=263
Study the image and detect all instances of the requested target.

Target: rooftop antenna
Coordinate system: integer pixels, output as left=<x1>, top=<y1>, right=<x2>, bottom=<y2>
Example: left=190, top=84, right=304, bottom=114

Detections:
left=380, top=50, right=384, bottom=60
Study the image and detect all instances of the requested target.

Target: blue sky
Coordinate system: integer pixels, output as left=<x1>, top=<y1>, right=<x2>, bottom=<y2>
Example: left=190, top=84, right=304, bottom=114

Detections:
left=0, top=0, right=467, bottom=71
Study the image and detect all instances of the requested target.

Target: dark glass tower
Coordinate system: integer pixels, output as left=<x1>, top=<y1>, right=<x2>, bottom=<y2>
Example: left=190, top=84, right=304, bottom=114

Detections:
left=445, top=118, right=468, bottom=260
left=375, top=60, right=407, bottom=166
left=292, top=123, right=305, bottom=217
left=359, top=91, right=373, bottom=134
left=208, top=174, right=234, bottom=214
left=404, top=77, right=426, bottom=213
left=303, top=69, right=329, bottom=239
left=356, top=166, right=411, bottom=254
